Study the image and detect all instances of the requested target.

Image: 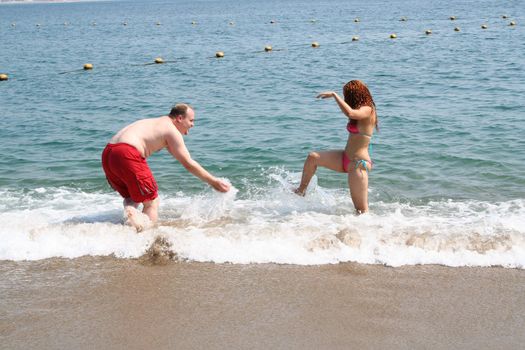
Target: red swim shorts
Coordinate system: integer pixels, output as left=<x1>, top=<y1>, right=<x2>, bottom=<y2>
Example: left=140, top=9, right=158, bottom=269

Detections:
left=101, top=143, right=158, bottom=203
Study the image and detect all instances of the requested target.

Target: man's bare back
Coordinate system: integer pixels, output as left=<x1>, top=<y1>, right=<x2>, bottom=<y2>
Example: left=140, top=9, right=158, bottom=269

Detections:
left=110, top=116, right=178, bottom=158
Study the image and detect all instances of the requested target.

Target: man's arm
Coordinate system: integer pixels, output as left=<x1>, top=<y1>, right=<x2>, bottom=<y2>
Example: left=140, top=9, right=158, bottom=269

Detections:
left=166, top=131, right=230, bottom=192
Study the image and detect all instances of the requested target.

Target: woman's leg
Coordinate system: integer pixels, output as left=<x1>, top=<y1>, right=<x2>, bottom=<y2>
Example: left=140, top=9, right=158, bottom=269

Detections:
left=348, top=164, right=369, bottom=213
left=295, top=150, right=344, bottom=195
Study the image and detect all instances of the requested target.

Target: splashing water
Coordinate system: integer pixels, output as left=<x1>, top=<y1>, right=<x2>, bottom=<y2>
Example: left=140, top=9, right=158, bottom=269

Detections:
left=0, top=170, right=524, bottom=268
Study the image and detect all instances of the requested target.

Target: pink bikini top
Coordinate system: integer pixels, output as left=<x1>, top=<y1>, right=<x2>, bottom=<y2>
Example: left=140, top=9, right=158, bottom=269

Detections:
left=347, top=121, right=372, bottom=138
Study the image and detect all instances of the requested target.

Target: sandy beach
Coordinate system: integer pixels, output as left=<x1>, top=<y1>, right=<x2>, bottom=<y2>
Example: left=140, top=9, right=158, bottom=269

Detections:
left=1, top=258, right=524, bottom=350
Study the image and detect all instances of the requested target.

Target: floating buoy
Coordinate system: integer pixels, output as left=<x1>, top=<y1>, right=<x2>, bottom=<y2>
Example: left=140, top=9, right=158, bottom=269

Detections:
left=0, top=74, right=8, bottom=81
left=11, top=23, right=16, bottom=27
left=502, top=15, right=508, bottom=19
left=156, top=22, right=161, bottom=26
left=83, top=63, right=93, bottom=70
left=215, top=51, right=224, bottom=58
left=123, top=22, right=128, bottom=26
left=390, top=33, right=397, bottom=39
left=229, top=21, right=235, bottom=25
left=454, top=27, right=460, bottom=32
left=400, top=17, right=407, bottom=22
left=36, top=23, right=41, bottom=27
left=264, top=45, right=272, bottom=52
left=509, top=21, right=516, bottom=26
left=481, top=24, right=488, bottom=29
left=191, top=21, right=197, bottom=25
left=311, top=41, right=320, bottom=48
left=425, top=29, right=432, bottom=35
left=310, top=19, right=317, bottom=23
left=154, top=57, right=164, bottom=64
left=352, top=36, right=359, bottom=41
left=270, top=20, right=276, bottom=24
left=450, top=16, right=456, bottom=20
left=354, top=18, right=360, bottom=23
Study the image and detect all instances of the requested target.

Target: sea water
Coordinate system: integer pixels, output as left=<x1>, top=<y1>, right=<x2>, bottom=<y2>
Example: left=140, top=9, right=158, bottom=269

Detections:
left=1, top=0, right=524, bottom=267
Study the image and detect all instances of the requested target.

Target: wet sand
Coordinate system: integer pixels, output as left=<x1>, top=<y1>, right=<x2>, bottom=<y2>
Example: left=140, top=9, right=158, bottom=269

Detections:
left=1, top=258, right=524, bottom=350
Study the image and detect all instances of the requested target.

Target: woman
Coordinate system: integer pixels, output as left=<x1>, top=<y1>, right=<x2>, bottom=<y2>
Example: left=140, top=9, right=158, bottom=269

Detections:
left=295, top=80, right=377, bottom=214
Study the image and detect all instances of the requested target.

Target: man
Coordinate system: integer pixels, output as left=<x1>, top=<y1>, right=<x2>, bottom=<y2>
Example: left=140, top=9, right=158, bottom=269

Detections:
left=101, top=103, right=230, bottom=231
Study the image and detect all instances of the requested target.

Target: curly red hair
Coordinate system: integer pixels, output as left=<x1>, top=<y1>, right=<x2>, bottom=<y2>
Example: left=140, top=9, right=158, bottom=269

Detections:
left=343, top=80, right=378, bottom=130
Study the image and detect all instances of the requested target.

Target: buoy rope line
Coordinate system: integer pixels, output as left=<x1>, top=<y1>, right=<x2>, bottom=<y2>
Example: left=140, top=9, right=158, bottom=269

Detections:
left=1, top=17, right=517, bottom=81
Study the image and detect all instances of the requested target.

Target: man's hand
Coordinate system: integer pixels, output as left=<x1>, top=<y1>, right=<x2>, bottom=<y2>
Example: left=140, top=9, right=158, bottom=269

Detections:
left=211, top=178, right=231, bottom=192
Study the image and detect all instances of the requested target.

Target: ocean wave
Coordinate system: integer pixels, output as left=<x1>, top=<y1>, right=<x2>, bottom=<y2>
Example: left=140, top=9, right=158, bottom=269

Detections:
left=0, top=171, right=524, bottom=268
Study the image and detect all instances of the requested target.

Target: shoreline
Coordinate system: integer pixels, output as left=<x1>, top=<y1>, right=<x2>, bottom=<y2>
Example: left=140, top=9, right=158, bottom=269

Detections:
left=2, top=259, right=524, bottom=349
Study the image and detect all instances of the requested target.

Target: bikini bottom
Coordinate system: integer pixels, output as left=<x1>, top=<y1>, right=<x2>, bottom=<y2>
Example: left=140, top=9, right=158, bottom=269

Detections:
left=342, top=152, right=373, bottom=173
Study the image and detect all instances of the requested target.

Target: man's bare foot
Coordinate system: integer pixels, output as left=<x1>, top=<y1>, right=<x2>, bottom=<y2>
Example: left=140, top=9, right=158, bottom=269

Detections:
left=125, top=207, right=151, bottom=233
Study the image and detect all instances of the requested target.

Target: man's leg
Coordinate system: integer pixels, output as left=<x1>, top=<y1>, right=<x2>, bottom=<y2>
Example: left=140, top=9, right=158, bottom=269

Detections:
left=123, top=197, right=139, bottom=210
left=142, top=197, right=159, bottom=223
left=123, top=197, right=159, bottom=232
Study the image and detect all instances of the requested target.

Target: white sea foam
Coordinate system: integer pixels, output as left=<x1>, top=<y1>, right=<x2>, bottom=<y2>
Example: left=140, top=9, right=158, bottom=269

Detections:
left=1, top=174, right=524, bottom=268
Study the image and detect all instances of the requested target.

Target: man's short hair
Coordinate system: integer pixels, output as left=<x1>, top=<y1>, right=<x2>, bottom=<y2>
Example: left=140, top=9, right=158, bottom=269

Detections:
left=169, top=103, right=192, bottom=118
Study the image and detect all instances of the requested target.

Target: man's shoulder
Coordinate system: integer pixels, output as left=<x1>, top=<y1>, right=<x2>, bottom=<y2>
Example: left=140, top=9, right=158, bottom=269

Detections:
left=159, top=117, right=182, bottom=139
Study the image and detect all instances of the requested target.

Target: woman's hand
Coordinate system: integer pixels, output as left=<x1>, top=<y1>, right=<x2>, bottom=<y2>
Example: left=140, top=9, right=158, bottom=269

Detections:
left=316, top=91, right=336, bottom=99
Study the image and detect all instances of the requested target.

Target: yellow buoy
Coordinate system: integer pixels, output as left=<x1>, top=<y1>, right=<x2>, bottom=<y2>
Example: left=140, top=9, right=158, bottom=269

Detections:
left=0, top=74, right=8, bottom=81
left=264, top=45, right=272, bottom=52
left=390, top=33, right=397, bottom=39
left=352, top=36, right=359, bottom=41
left=83, top=63, right=93, bottom=70
left=425, top=29, right=432, bottom=35
left=154, top=57, right=164, bottom=64
left=481, top=24, right=488, bottom=29
left=354, top=18, right=360, bottom=23
left=450, top=16, right=456, bottom=20
left=454, top=27, right=460, bottom=32
left=509, top=21, right=516, bottom=26
left=215, top=51, right=224, bottom=58
left=311, top=41, right=320, bottom=48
